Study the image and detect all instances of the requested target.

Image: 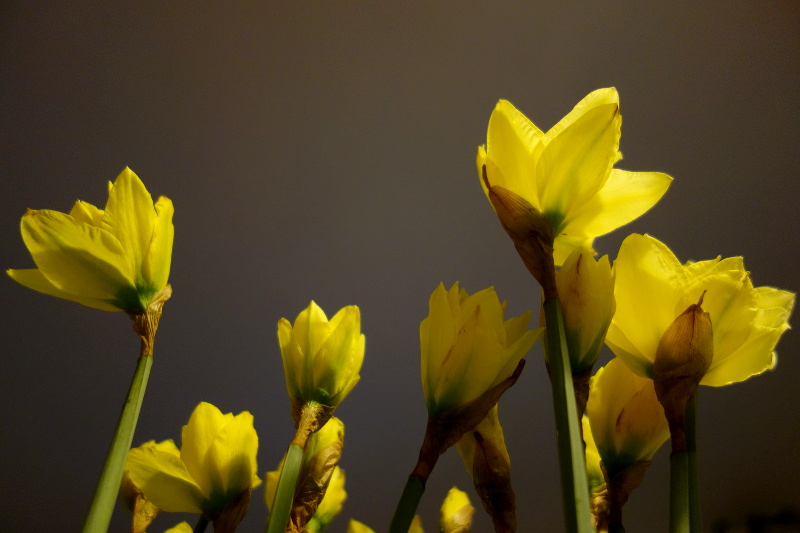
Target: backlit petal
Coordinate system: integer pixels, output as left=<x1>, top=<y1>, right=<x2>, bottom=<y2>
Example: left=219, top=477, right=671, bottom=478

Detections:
left=563, top=169, right=672, bottom=238
left=101, top=168, right=157, bottom=277
left=181, top=402, right=231, bottom=495
left=143, top=195, right=174, bottom=288
left=7, top=268, right=121, bottom=312
left=204, top=411, right=260, bottom=511
left=20, top=209, right=135, bottom=302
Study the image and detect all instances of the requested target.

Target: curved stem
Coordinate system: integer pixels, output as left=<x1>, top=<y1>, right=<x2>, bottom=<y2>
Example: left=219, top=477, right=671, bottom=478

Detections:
left=543, top=298, right=593, bottom=533
left=267, top=444, right=304, bottom=533
left=81, top=354, right=153, bottom=533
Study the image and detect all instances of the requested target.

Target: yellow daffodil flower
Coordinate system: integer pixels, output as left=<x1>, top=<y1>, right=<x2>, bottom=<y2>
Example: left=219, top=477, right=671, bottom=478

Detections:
left=477, top=88, right=672, bottom=266
left=421, top=283, right=540, bottom=415
left=606, top=234, right=795, bottom=386
left=126, top=402, right=260, bottom=520
left=8, top=167, right=173, bottom=312
left=440, top=487, right=474, bottom=533
left=266, top=417, right=346, bottom=533
left=587, top=358, right=669, bottom=478
left=164, top=522, right=193, bottom=533
left=278, top=302, right=365, bottom=409
left=550, top=246, right=616, bottom=373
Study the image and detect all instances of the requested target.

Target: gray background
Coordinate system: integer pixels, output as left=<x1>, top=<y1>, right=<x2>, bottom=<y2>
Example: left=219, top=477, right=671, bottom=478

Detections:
left=1, top=3, right=798, bottom=532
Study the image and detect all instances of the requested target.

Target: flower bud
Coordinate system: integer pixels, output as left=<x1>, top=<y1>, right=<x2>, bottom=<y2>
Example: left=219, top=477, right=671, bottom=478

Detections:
left=456, top=406, right=515, bottom=532
left=553, top=247, right=615, bottom=373
left=277, top=302, right=365, bottom=412
left=440, top=487, right=475, bottom=533
left=653, top=295, right=713, bottom=450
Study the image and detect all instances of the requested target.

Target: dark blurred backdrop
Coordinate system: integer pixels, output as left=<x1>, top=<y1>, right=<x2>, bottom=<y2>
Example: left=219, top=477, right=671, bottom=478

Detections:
left=1, top=3, right=798, bottom=532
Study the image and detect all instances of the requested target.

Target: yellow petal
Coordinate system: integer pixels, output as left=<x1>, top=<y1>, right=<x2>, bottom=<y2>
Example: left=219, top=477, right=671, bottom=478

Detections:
left=606, top=234, right=688, bottom=372
left=536, top=97, right=621, bottom=231
left=69, top=200, right=104, bottom=227
left=278, top=317, right=303, bottom=400
left=483, top=100, right=543, bottom=207
left=312, top=306, right=363, bottom=405
left=143, top=195, right=174, bottom=289
left=20, top=209, right=136, bottom=304
left=125, top=446, right=206, bottom=514
left=204, top=411, right=260, bottom=511
left=562, top=169, right=672, bottom=239
left=6, top=268, right=122, bottom=311
left=420, top=283, right=457, bottom=405
left=582, top=416, right=605, bottom=493
left=180, top=402, right=231, bottom=495
left=164, top=522, right=193, bottom=533
left=292, top=301, right=332, bottom=360
left=346, top=520, right=377, bottom=533
left=587, top=358, right=669, bottom=477
left=439, top=487, right=474, bottom=533
left=101, top=168, right=157, bottom=275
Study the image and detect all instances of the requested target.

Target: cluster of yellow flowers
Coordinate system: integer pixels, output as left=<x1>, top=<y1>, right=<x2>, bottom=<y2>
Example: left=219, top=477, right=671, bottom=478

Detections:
left=7, top=87, right=794, bottom=533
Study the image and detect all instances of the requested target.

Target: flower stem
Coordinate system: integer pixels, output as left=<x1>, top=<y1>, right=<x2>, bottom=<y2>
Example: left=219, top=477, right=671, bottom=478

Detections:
left=686, top=393, right=700, bottom=533
left=389, top=475, right=426, bottom=533
left=669, top=451, right=690, bottom=533
left=543, top=298, right=593, bottom=533
left=194, top=516, right=210, bottom=533
left=81, top=354, right=153, bottom=533
left=267, top=444, right=303, bottom=533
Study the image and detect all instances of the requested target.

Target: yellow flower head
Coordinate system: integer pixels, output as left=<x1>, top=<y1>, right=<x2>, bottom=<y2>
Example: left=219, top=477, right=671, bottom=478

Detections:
left=421, top=283, right=541, bottom=415
left=586, top=358, right=669, bottom=479
left=278, top=302, right=365, bottom=408
left=440, top=487, right=475, bottom=533
left=8, top=167, right=174, bottom=312
left=606, top=234, right=795, bottom=386
left=477, top=88, right=672, bottom=266
left=548, top=246, right=616, bottom=372
left=125, top=402, right=261, bottom=516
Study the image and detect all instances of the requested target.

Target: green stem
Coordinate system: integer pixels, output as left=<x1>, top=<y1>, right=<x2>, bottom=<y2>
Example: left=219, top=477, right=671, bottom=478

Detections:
left=81, top=354, right=153, bottom=533
left=543, top=298, right=593, bottom=533
left=686, top=393, right=700, bottom=533
left=669, top=451, right=690, bottom=533
left=266, top=443, right=304, bottom=533
left=193, top=516, right=209, bottom=533
left=389, top=475, right=425, bottom=533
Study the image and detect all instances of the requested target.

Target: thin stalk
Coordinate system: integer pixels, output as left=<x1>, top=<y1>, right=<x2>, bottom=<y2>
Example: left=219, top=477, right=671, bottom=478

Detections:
left=686, top=393, right=700, bottom=533
left=267, top=444, right=304, bottom=533
left=389, top=475, right=426, bottom=533
left=543, top=298, right=593, bottom=533
left=81, top=354, right=153, bottom=533
left=669, top=451, right=690, bottom=533
left=193, top=516, right=210, bottom=533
